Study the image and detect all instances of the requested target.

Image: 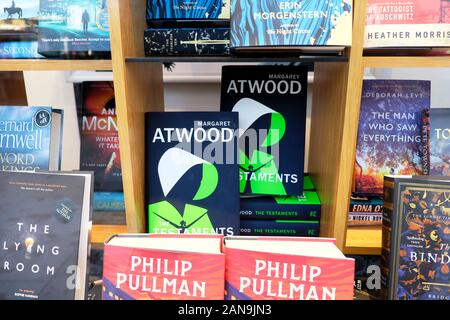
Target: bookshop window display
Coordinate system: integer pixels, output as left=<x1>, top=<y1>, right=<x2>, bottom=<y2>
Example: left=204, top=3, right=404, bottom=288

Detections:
left=0, top=0, right=449, bottom=302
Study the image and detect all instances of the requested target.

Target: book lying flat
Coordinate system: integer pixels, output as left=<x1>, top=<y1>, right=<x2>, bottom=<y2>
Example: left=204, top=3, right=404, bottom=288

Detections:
left=224, top=237, right=354, bottom=300
left=103, top=234, right=225, bottom=300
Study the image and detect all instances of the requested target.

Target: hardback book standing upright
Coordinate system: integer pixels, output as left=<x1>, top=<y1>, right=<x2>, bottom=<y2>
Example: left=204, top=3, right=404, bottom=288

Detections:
left=382, top=176, right=450, bottom=300
left=0, top=105, right=63, bottom=172
left=224, top=237, right=355, bottom=300
left=423, top=108, right=450, bottom=176
left=220, top=65, right=308, bottom=196
left=102, top=234, right=225, bottom=300
left=365, top=0, right=450, bottom=49
left=354, top=80, right=430, bottom=195
left=146, top=112, right=239, bottom=236
left=230, top=0, right=352, bottom=53
left=76, top=81, right=122, bottom=192
left=0, top=170, right=93, bottom=300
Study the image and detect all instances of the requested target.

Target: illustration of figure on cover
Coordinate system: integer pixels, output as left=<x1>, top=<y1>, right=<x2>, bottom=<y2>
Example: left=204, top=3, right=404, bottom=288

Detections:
left=3, top=0, right=22, bottom=18
left=232, top=98, right=287, bottom=195
left=148, top=147, right=218, bottom=234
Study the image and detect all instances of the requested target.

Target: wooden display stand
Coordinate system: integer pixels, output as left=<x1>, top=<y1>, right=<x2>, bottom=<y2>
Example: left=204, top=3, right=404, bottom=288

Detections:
left=2, top=0, right=448, bottom=252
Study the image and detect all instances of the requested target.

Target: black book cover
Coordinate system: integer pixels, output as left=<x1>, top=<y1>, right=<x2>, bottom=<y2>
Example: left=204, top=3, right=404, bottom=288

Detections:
left=146, top=112, right=240, bottom=236
left=0, top=171, right=91, bottom=300
left=220, top=65, right=308, bottom=196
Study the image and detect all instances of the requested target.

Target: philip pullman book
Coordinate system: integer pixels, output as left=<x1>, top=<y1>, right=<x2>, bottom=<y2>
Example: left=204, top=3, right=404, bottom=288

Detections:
left=365, top=0, right=450, bottom=48
left=354, top=80, right=430, bottom=195
left=224, top=237, right=355, bottom=300
left=0, top=106, right=63, bottom=172
left=38, top=0, right=110, bottom=58
left=0, top=170, right=93, bottom=300
left=103, top=234, right=225, bottom=300
left=76, top=82, right=122, bottom=192
left=381, top=176, right=450, bottom=300
left=220, top=65, right=307, bottom=196
left=146, top=112, right=239, bottom=236
left=425, top=108, right=450, bottom=176
left=231, top=0, right=352, bottom=51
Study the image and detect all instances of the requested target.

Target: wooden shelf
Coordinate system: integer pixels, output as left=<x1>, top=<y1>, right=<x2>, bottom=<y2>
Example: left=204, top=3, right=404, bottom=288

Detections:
left=363, top=56, right=450, bottom=68
left=344, top=226, right=382, bottom=255
left=0, top=59, right=112, bottom=71
left=126, top=56, right=349, bottom=64
left=91, top=224, right=128, bottom=244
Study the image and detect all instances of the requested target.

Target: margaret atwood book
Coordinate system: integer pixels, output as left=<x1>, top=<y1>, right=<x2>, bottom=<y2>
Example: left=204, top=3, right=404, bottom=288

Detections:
left=365, top=0, right=450, bottom=48
left=146, top=112, right=239, bottom=236
left=102, top=234, right=225, bottom=300
left=381, top=176, right=450, bottom=300
left=231, top=0, right=352, bottom=52
left=224, top=237, right=354, bottom=300
left=220, top=65, right=307, bottom=196
left=0, top=170, right=93, bottom=300
left=0, top=106, right=63, bottom=172
left=354, top=80, right=430, bottom=195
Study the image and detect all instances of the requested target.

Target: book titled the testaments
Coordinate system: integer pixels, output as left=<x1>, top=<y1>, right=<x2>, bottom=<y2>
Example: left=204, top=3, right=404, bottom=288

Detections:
left=145, top=112, right=239, bottom=236
left=365, top=0, right=450, bottom=48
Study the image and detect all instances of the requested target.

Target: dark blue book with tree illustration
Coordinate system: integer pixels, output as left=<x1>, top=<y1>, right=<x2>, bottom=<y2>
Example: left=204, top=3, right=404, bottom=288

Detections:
left=146, top=0, right=230, bottom=22
left=38, top=0, right=110, bottom=58
left=145, top=112, right=239, bottom=236
left=220, top=65, right=308, bottom=196
left=427, top=108, right=450, bottom=176
left=354, top=80, right=430, bottom=195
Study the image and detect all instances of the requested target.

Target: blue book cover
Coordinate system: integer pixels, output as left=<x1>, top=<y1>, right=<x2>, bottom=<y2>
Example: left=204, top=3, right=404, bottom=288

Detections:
left=240, top=219, right=320, bottom=237
left=146, top=0, right=230, bottom=21
left=38, top=0, right=110, bottom=57
left=231, top=0, right=352, bottom=48
left=240, top=191, right=321, bottom=221
left=355, top=80, right=430, bottom=195
left=0, top=41, right=43, bottom=58
left=220, top=65, right=308, bottom=196
left=0, top=106, right=60, bottom=172
left=145, top=112, right=240, bottom=236
left=93, top=192, right=124, bottom=212
left=428, top=108, right=450, bottom=176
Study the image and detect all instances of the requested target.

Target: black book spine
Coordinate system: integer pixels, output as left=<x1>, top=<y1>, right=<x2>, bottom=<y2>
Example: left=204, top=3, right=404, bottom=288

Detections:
left=380, top=176, right=398, bottom=300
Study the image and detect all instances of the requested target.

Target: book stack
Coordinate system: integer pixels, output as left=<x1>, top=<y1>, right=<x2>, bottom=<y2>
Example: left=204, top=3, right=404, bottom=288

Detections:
left=144, top=0, right=231, bottom=56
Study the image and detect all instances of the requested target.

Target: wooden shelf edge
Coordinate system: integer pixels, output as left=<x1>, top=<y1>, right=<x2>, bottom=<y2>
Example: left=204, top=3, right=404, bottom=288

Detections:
left=363, top=56, right=450, bottom=68
left=91, top=224, right=128, bottom=244
left=344, top=226, right=382, bottom=256
left=0, top=59, right=112, bottom=71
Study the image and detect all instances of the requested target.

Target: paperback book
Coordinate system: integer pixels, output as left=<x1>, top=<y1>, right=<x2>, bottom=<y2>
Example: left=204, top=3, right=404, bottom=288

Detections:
left=224, top=237, right=355, bottom=300
left=146, top=112, right=239, bottom=236
left=38, top=0, right=110, bottom=58
left=365, top=0, right=450, bottom=48
left=0, top=106, right=63, bottom=172
left=240, top=191, right=321, bottom=221
left=76, top=82, right=122, bottom=192
left=93, top=192, right=124, bottom=212
left=144, top=28, right=230, bottom=56
left=354, top=80, right=430, bottom=195
left=349, top=255, right=381, bottom=300
left=231, top=0, right=352, bottom=52
left=0, top=0, right=38, bottom=34
left=103, top=234, right=225, bottom=300
left=220, top=65, right=308, bottom=196
left=0, top=170, right=93, bottom=300
left=382, top=176, right=450, bottom=300
left=424, top=108, right=450, bottom=176
left=240, top=220, right=319, bottom=237
left=348, top=195, right=383, bottom=226
left=0, top=40, right=42, bottom=58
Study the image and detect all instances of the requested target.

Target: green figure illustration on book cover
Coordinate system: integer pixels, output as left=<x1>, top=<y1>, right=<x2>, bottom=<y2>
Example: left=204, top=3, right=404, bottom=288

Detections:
left=148, top=147, right=218, bottom=233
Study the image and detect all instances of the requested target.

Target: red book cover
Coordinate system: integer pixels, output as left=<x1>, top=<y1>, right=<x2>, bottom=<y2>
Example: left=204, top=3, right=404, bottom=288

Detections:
left=224, top=237, right=355, bottom=300
left=102, top=234, right=225, bottom=300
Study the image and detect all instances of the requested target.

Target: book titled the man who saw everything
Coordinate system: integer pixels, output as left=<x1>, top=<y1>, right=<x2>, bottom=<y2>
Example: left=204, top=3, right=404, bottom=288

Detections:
left=381, top=176, right=450, bottom=300
left=220, top=65, right=307, bottom=196
left=38, top=0, right=110, bottom=58
left=354, top=80, right=430, bottom=195
left=0, top=170, right=93, bottom=300
left=145, top=112, right=239, bottom=236
left=365, top=0, right=450, bottom=48
left=230, top=0, right=352, bottom=52
left=0, top=106, right=63, bottom=172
